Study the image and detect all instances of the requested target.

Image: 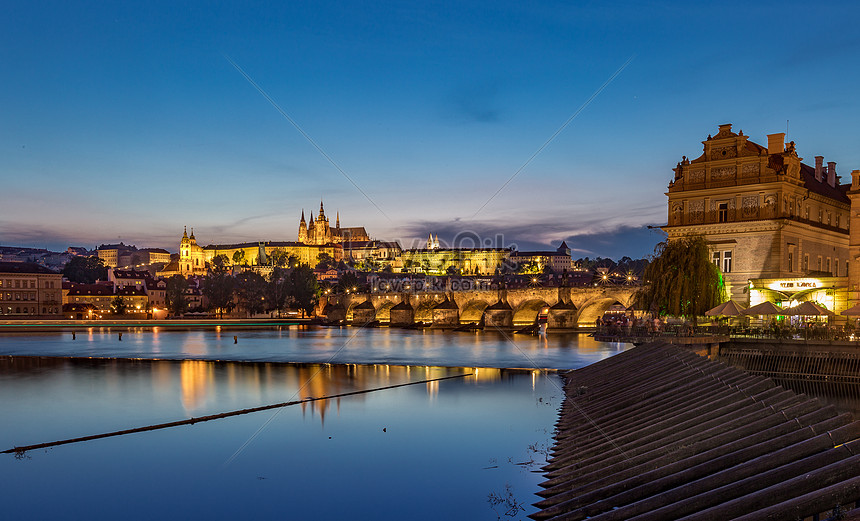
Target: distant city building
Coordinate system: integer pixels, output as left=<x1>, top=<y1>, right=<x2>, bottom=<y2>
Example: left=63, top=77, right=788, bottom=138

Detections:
left=398, top=240, right=511, bottom=275
left=0, top=262, right=63, bottom=318
left=511, top=242, right=574, bottom=273
left=169, top=226, right=345, bottom=277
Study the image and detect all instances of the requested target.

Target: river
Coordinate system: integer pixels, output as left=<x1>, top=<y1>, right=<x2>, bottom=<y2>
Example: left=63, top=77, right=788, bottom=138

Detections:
left=0, top=326, right=630, bottom=520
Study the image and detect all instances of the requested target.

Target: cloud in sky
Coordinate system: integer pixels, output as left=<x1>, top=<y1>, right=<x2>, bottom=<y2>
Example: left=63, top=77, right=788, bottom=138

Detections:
left=396, top=215, right=664, bottom=260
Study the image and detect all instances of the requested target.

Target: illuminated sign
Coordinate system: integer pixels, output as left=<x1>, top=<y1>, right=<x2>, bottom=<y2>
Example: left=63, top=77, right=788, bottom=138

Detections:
left=764, top=279, right=821, bottom=292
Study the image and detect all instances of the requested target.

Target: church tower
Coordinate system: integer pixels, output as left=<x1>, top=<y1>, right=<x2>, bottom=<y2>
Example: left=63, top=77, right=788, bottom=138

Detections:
left=298, top=210, right=307, bottom=243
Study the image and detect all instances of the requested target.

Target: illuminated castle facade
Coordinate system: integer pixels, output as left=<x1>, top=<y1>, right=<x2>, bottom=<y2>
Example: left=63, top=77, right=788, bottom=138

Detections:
left=298, top=201, right=369, bottom=245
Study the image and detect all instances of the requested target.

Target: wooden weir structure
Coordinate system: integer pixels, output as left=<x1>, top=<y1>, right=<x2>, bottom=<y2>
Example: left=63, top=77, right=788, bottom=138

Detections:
left=531, top=341, right=860, bottom=521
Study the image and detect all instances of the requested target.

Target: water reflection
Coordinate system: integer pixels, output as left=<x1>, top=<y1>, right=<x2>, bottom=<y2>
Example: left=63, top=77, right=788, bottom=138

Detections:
left=0, top=355, right=561, bottom=520
left=0, top=326, right=630, bottom=369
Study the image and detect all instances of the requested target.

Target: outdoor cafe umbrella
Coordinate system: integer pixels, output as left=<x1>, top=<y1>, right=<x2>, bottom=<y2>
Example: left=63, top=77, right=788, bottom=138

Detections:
left=841, top=303, right=860, bottom=316
left=783, top=301, right=835, bottom=316
left=705, top=300, right=747, bottom=316
left=741, top=301, right=785, bottom=316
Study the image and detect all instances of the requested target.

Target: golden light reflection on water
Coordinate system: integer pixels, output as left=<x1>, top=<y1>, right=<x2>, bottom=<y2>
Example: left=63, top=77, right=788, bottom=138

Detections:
left=180, top=360, right=215, bottom=411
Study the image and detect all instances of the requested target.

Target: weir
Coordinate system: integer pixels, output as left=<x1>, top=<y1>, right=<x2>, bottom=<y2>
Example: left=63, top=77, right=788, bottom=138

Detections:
left=531, top=341, right=860, bottom=521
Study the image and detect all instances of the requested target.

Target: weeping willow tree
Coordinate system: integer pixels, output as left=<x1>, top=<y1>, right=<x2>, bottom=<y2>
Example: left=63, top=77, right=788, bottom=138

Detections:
left=636, top=235, right=726, bottom=324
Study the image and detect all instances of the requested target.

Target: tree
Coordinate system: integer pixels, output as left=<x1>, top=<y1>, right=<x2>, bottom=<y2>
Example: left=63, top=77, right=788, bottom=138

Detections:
left=315, top=253, right=335, bottom=271
left=235, top=271, right=267, bottom=317
left=267, top=267, right=291, bottom=317
left=232, top=250, right=246, bottom=266
left=203, top=268, right=235, bottom=318
left=337, top=271, right=359, bottom=294
left=290, top=264, right=320, bottom=318
left=269, top=249, right=289, bottom=267
left=63, top=256, right=108, bottom=283
left=165, top=275, right=189, bottom=317
left=110, top=296, right=127, bottom=315
left=636, top=235, right=725, bottom=324
left=212, top=254, right=230, bottom=269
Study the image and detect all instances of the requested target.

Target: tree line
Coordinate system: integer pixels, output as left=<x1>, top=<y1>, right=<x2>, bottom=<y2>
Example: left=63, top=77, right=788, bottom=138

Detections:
left=164, top=264, right=320, bottom=318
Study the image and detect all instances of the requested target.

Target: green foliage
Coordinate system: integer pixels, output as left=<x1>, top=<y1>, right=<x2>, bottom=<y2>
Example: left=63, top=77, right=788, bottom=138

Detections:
left=235, top=271, right=267, bottom=317
left=110, top=296, right=127, bottom=315
left=517, top=260, right=541, bottom=275
left=636, top=235, right=725, bottom=322
left=269, top=249, right=289, bottom=267
left=165, top=275, right=189, bottom=317
left=203, top=269, right=235, bottom=318
left=232, top=250, right=246, bottom=265
left=267, top=267, right=291, bottom=317
left=290, top=264, right=320, bottom=318
left=315, top=253, right=335, bottom=271
left=63, top=256, right=108, bottom=283
left=337, top=271, right=359, bottom=294
left=211, top=254, right=230, bottom=269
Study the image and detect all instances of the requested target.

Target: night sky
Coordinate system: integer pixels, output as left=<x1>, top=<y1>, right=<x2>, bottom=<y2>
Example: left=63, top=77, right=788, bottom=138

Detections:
left=3, top=1, right=859, bottom=259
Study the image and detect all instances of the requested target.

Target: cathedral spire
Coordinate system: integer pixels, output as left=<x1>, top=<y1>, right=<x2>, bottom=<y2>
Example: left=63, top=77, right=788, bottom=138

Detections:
left=190, top=228, right=195, bottom=240
left=319, top=200, right=325, bottom=220
left=300, top=209, right=306, bottom=223
left=336, top=211, right=340, bottom=229
left=183, top=226, right=188, bottom=239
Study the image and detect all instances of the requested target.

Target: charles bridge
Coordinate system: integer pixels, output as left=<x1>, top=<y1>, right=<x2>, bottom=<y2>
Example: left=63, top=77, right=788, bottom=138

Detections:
left=319, top=284, right=639, bottom=329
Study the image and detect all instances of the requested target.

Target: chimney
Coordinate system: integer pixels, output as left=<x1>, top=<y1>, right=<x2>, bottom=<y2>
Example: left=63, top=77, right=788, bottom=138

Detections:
left=827, top=161, right=837, bottom=187
left=852, top=169, right=860, bottom=191
left=815, top=156, right=824, bottom=182
left=767, top=133, right=785, bottom=155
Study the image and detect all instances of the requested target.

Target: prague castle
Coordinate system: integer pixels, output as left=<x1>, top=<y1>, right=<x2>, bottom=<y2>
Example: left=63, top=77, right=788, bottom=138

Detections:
left=170, top=202, right=366, bottom=276
left=298, top=201, right=369, bottom=245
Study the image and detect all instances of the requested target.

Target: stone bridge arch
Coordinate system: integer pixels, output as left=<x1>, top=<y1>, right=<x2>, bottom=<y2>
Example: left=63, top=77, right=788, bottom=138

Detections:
left=576, top=297, right=627, bottom=326
left=374, top=298, right=398, bottom=322
left=512, top=298, right=552, bottom=326
left=460, top=299, right=492, bottom=323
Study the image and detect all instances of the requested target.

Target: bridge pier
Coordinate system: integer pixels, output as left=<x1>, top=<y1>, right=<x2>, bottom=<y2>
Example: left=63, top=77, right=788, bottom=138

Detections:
left=432, top=298, right=459, bottom=328
left=352, top=300, right=377, bottom=325
left=389, top=300, right=414, bottom=326
left=483, top=300, right=513, bottom=329
left=548, top=300, right=578, bottom=330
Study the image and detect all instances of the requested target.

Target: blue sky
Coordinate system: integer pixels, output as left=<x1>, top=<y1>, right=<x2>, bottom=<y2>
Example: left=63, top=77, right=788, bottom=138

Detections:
left=3, top=1, right=860, bottom=259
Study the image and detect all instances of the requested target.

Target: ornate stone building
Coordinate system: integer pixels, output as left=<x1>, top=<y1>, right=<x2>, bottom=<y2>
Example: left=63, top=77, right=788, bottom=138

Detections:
left=665, top=124, right=850, bottom=311
left=298, top=201, right=369, bottom=245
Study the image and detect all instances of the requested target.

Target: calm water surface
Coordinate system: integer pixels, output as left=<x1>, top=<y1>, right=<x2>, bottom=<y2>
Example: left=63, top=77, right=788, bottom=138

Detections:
left=0, top=328, right=630, bottom=520
left=0, top=326, right=629, bottom=369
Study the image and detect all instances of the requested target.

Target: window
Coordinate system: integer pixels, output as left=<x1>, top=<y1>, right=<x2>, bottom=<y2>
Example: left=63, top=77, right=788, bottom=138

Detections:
left=712, top=251, right=720, bottom=268
left=819, top=210, right=823, bottom=223
left=836, top=215, right=841, bottom=228
left=827, top=258, right=832, bottom=274
left=718, top=202, right=728, bottom=223
left=788, top=252, right=793, bottom=272
left=817, top=256, right=822, bottom=271
left=722, top=251, right=732, bottom=273
left=836, top=258, right=840, bottom=276
left=805, top=207, right=810, bottom=220
left=828, top=213, right=832, bottom=225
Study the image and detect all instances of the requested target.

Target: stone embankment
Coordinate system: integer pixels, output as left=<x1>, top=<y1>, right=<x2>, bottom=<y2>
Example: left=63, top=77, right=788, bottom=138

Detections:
left=531, top=341, right=860, bottom=521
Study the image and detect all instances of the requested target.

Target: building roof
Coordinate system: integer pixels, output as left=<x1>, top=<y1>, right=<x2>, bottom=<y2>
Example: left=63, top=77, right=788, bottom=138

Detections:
left=0, top=262, right=59, bottom=275
left=799, top=162, right=851, bottom=204
left=65, top=283, right=115, bottom=296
